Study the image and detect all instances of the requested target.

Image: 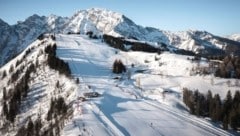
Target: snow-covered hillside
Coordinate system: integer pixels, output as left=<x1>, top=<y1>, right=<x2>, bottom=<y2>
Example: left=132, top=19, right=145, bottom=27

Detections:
left=0, top=35, right=78, bottom=136
left=228, top=34, right=240, bottom=42
left=0, top=33, right=239, bottom=135
left=54, top=34, right=237, bottom=136
left=1, top=8, right=240, bottom=67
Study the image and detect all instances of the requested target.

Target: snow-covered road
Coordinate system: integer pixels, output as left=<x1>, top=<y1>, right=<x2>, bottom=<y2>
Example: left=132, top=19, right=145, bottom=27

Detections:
left=56, top=34, right=233, bottom=136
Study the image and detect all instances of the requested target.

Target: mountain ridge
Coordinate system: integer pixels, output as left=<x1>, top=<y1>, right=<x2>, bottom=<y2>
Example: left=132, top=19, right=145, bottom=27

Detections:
left=1, top=8, right=240, bottom=67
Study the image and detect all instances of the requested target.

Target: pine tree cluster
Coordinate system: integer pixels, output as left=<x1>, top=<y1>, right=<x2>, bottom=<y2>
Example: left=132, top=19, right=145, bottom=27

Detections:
left=183, top=88, right=240, bottom=130
left=16, top=117, right=42, bottom=136
left=112, top=59, right=126, bottom=74
left=103, top=34, right=160, bottom=53
left=1, top=41, right=36, bottom=126
left=2, top=63, right=35, bottom=123
left=215, top=55, right=240, bottom=78
left=45, top=44, right=71, bottom=77
left=15, top=97, right=68, bottom=136
left=1, top=35, right=72, bottom=135
left=1, top=70, right=7, bottom=79
left=47, top=97, right=68, bottom=121
left=37, top=33, right=45, bottom=40
left=86, top=31, right=98, bottom=39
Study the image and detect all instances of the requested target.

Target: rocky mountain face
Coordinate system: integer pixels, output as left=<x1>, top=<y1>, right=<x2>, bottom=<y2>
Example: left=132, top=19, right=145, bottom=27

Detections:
left=0, top=19, right=14, bottom=66
left=0, top=8, right=240, bottom=67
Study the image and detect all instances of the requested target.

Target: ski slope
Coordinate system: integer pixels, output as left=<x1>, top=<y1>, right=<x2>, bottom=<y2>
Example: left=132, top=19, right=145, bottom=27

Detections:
left=56, top=34, right=234, bottom=136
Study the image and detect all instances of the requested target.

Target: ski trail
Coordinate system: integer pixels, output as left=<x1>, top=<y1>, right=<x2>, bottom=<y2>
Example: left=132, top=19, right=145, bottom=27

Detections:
left=144, top=100, right=234, bottom=136
left=57, top=35, right=126, bottom=136
left=88, top=102, right=125, bottom=136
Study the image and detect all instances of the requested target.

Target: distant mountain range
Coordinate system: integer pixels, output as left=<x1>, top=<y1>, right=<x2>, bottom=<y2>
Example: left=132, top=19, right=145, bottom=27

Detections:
left=227, top=34, right=240, bottom=42
left=0, top=8, right=240, bottom=67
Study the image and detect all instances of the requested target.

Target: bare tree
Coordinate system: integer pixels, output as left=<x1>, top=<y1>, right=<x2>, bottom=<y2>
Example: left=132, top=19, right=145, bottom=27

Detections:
left=235, top=79, right=240, bottom=87
left=210, top=77, right=214, bottom=86
left=127, top=70, right=131, bottom=80
left=227, top=80, right=231, bottom=87
left=136, top=77, right=141, bottom=89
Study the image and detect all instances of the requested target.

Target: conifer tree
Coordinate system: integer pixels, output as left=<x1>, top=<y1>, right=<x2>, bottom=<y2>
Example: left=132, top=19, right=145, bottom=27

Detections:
left=3, top=87, right=7, bottom=100
left=230, top=91, right=240, bottom=130
left=2, top=101, right=8, bottom=117
left=229, top=109, right=238, bottom=130
left=2, top=70, right=7, bottom=79
left=211, top=94, right=222, bottom=121
left=76, top=78, right=80, bottom=84
left=9, top=64, right=14, bottom=73
left=223, top=115, right=228, bottom=130
left=206, top=90, right=213, bottom=116
left=223, top=90, right=232, bottom=117
left=35, top=116, right=42, bottom=136
left=232, top=91, right=240, bottom=109
left=112, top=59, right=126, bottom=74
left=27, top=118, right=34, bottom=136
left=16, top=125, right=27, bottom=136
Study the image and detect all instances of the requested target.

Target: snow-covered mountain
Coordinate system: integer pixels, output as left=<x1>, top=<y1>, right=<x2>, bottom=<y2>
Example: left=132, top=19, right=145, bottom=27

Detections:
left=227, top=34, right=240, bottom=42
left=1, top=33, right=238, bottom=136
left=1, top=7, right=240, bottom=136
left=164, top=30, right=240, bottom=55
left=0, top=34, right=78, bottom=135
left=1, top=8, right=240, bottom=67
left=0, top=14, right=67, bottom=66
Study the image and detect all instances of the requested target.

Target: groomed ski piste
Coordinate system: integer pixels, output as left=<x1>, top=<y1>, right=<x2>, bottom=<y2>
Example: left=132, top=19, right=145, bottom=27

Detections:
left=56, top=34, right=237, bottom=136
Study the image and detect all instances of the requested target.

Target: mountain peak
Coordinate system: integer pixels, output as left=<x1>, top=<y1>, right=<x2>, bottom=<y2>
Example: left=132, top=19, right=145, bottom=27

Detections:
left=23, top=14, right=46, bottom=25
left=65, top=8, right=124, bottom=35
left=87, top=7, right=111, bottom=12
left=73, top=8, right=123, bottom=18
left=1, top=8, right=240, bottom=67
left=26, top=14, right=43, bottom=20
left=88, top=7, right=122, bottom=16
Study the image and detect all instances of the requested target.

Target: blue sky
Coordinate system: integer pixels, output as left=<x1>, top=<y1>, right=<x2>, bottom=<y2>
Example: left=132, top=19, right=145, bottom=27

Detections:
left=0, top=0, right=240, bottom=36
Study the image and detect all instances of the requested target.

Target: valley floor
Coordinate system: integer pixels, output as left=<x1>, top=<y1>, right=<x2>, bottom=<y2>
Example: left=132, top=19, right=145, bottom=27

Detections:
left=56, top=34, right=234, bottom=136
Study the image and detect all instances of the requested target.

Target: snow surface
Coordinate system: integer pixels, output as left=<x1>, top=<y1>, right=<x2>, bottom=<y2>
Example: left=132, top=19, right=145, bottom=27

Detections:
left=227, top=34, right=240, bottom=42
left=54, top=34, right=236, bottom=136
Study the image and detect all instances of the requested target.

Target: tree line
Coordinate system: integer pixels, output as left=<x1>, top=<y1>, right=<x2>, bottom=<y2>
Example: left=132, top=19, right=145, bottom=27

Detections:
left=16, top=116, right=42, bottom=136
left=2, top=62, right=36, bottom=124
left=47, top=97, right=68, bottom=121
left=1, top=40, right=38, bottom=126
left=1, top=33, right=74, bottom=135
left=45, top=44, right=71, bottom=77
left=215, top=55, right=240, bottom=78
left=183, top=88, right=240, bottom=130
left=16, top=96, right=68, bottom=136
left=103, top=34, right=165, bottom=53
